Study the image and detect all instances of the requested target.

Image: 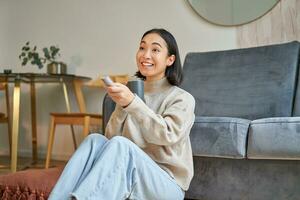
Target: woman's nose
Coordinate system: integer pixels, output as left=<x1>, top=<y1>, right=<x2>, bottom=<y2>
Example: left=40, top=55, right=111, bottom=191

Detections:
left=142, top=50, right=151, bottom=59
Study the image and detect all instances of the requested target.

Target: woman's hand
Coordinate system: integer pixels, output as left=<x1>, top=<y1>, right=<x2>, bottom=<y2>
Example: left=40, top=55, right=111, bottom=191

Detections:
left=106, top=83, right=135, bottom=107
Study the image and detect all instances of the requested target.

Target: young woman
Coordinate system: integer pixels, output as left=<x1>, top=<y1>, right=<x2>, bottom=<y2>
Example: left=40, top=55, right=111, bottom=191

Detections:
left=49, top=28, right=195, bottom=200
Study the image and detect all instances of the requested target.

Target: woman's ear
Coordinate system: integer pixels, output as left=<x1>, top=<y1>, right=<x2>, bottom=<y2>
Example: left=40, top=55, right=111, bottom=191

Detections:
left=167, top=55, right=175, bottom=67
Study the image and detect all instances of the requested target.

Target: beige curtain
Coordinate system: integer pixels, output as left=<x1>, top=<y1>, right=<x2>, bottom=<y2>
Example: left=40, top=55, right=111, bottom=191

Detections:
left=237, top=0, right=300, bottom=48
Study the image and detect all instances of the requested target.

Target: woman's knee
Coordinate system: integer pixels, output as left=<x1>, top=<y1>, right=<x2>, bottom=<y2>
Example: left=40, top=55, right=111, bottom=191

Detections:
left=110, top=136, right=132, bottom=146
left=107, top=136, right=137, bottom=160
left=84, top=133, right=108, bottom=146
left=109, top=136, right=138, bottom=152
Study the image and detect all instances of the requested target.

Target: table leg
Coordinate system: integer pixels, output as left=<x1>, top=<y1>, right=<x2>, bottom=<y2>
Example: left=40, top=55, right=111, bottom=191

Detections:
left=4, top=81, right=12, bottom=156
left=72, top=80, right=87, bottom=147
left=30, top=81, right=38, bottom=164
left=62, top=82, right=77, bottom=149
left=11, top=80, right=21, bottom=172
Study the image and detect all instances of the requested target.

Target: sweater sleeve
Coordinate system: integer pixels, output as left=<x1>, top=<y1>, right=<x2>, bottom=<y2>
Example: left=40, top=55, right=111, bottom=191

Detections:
left=124, top=91, right=195, bottom=146
left=104, top=104, right=127, bottom=139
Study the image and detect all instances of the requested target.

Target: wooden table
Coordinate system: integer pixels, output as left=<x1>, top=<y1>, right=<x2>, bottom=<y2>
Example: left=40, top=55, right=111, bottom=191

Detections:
left=0, top=73, right=91, bottom=172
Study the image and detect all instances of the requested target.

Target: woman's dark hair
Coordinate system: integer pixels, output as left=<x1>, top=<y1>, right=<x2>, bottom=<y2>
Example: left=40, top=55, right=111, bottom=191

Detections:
left=135, top=28, right=183, bottom=86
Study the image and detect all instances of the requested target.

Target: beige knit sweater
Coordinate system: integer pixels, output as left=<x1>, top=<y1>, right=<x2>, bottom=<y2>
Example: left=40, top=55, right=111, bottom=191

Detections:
left=105, top=77, right=195, bottom=191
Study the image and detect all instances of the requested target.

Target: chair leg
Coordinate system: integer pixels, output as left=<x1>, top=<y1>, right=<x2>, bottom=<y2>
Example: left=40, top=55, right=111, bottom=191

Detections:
left=7, top=117, right=12, bottom=157
left=45, top=116, right=56, bottom=169
left=70, top=125, right=77, bottom=150
left=83, top=116, right=90, bottom=138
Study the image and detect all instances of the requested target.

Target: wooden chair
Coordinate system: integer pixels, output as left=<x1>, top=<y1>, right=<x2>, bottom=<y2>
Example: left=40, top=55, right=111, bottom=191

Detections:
left=0, top=82, right=11, bottom=158
left=45, top=74, right=128, bottom=168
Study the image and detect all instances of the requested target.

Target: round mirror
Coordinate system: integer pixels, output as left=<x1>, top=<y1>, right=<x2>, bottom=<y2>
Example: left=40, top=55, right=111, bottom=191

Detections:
left=188, top=0, right=280, bottom=26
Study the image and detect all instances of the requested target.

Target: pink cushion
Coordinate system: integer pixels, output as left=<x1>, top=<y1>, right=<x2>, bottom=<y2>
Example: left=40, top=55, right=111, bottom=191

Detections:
left=0, top=167, right=63, bottom=200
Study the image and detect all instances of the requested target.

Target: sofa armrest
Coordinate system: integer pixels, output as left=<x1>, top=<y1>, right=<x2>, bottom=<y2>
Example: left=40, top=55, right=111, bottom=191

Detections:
left=248, top=117, right=300, bottom=160
left=190, top=117, right=250, bottom=159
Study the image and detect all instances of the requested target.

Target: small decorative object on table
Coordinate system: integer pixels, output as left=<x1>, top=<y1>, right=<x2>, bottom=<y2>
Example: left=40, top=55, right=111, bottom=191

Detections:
left=19, top=42, right=67, bottom=74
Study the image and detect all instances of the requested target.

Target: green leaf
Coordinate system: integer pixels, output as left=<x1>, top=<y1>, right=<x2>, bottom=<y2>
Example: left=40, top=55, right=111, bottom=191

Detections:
left=22, top=57, right=28, bottom=66
left=51, top=48, right=60, bottom=59
left=43, top=48, right=51, bottom=60
left=32, top=52, right=39, bottom=59
left=26, top=41, right=30, bottom=45
left=49, top=46, right=57, bottom=51
left=19, top=52, right=25, bottom=59
left=28, top=52, right=33, bottom=59
left=36, top=59, right=43, bottom=69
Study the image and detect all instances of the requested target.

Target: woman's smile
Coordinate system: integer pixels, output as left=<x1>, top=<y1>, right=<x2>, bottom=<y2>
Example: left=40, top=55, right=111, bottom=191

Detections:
left=141, top=62, right=154, bottom=67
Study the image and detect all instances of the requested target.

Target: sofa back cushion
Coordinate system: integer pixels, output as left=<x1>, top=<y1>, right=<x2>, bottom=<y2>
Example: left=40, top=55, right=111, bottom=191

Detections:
left=181, top=41, right=300, bottom=120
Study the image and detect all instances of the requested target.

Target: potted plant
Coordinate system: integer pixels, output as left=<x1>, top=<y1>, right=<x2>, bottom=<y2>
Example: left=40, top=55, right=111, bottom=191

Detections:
left=19, top=42, right=67, bottom=74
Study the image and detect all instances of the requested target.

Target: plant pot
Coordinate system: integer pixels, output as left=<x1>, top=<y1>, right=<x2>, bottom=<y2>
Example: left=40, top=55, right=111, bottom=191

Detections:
left=47, top=62, right=67, bottom=74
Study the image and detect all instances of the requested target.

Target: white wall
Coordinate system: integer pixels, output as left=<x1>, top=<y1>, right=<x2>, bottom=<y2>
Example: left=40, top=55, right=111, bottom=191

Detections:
left=0, top=0, right=237, bottom=160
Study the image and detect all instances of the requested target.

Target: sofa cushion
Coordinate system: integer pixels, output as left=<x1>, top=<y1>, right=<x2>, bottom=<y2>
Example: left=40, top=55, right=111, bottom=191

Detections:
left=190, top=116, right=250, bottom=159
left=181, top=41, right=300, bottom=120
left=0, top=166, right=63, bottom=199
left=248, top=117, right=300, bottom=160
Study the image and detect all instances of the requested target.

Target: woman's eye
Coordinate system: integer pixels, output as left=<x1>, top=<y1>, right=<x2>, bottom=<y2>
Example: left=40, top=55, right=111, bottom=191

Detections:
left=139, top=47, right=144, bottom=50
left=152, top=48, right=160, bottom=53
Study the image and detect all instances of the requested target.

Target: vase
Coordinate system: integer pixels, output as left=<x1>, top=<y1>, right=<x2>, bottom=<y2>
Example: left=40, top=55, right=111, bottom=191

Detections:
left=47, top=62, right=67, bottom=74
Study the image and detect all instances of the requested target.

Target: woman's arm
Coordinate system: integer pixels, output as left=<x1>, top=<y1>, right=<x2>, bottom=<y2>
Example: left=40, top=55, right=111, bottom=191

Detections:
left=104, top=83, right=195, bottom=145
left=104, top=104, right=127, bottom=139
left=124, top=91, right=195, bottom=146
left=104, top=82, right=134, bottom=138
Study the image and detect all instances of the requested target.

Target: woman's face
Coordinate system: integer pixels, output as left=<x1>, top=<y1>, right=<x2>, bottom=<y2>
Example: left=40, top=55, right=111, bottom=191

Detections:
left=136, top=33, right=175, bottom=81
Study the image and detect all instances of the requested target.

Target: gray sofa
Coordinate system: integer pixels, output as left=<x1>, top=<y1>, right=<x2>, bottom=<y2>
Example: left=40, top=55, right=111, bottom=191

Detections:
left=181, top=41, right=300, bottom=200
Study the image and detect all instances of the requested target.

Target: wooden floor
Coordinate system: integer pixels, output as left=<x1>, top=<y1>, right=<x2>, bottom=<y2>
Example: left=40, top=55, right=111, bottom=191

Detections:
left=0, top=155, right=66, bottom=175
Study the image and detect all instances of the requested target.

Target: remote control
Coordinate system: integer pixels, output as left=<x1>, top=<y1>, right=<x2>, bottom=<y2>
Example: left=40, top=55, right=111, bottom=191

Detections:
left=101, top=76, right=114, bottom=86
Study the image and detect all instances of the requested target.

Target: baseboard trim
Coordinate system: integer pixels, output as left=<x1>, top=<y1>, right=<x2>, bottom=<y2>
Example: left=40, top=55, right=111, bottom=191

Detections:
left=0, top=149, right=71, bottom=161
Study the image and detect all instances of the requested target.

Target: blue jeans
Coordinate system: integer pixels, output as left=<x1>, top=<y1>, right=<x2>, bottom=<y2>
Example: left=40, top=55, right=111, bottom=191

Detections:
left=48, top=134, right=185, bottom=200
